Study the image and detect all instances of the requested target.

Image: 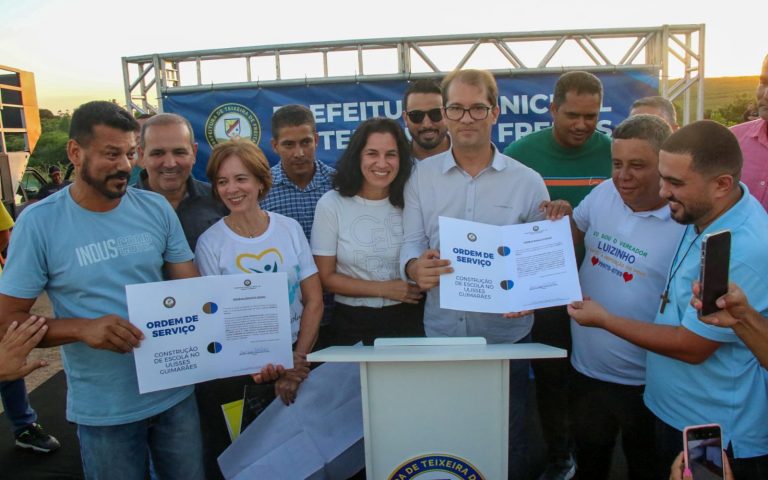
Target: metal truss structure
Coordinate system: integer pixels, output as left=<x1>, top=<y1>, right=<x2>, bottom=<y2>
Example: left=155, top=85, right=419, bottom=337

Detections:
left=123, top=24, right=705, bottom=123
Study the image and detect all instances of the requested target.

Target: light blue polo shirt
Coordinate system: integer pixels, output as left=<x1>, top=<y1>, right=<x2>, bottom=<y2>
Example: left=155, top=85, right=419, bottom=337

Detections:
left=644, top=184, right=768, bottom=458
left=0, top=186, right=195, bottom=426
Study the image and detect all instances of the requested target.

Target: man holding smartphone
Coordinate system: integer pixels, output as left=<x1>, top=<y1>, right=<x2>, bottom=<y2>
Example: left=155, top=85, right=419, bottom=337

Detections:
left=568, top=120, right=768, bottom=479
left=693, top=282, right=768, bottom=369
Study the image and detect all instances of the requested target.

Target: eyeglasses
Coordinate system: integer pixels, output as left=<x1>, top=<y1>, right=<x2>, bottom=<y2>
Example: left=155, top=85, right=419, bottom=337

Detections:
left=406, top=108, right=443, bottom=123
left=444, top=105, right=492, bottom=121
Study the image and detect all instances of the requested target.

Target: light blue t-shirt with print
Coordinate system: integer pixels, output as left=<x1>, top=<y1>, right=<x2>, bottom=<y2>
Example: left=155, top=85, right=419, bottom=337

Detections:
left=0, top=186, right=195, bottom=426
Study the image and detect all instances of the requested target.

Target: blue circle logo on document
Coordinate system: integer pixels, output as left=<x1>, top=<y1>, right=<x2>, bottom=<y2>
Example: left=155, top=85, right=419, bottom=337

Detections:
left=388, top=453, right=485, bottom=480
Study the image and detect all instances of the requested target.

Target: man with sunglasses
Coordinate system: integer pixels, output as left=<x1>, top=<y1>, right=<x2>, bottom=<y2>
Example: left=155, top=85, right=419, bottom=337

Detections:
left=503, top=70, right=612, bottom=480
left=401, top=68, right=548, bottom=479
left=402, top=79, right=450, bottom=161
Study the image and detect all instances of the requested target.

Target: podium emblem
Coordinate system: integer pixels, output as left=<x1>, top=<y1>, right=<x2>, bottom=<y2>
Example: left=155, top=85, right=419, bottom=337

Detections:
left=388, top=453, right=484, bottom=480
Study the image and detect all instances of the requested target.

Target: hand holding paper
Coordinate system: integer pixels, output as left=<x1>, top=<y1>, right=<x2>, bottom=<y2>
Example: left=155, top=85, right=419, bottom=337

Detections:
left=81, top=314, right=144, bottom=353
left=539, top=199, right=574, bottom=220
left=251, top=364, right=284, bottom=384
left=439, top=216, right=582, bottom=314
left=567, top=297, right=612, bottom=328
left=126, top=274, right=294, bottom=394
left=406, top=249, right=453, bottom=291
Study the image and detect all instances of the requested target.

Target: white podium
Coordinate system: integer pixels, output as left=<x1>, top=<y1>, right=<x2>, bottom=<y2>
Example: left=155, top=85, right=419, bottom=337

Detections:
left=308, top=338, right=566, bottom=480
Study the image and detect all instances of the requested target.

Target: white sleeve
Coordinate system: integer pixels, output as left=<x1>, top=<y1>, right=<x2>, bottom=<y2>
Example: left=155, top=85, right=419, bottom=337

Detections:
left=194, top=229, right=220, bottom=276
left=310, top=192, right=339, bottom=257
left=399, top=170, right=428, bottom=279
left=572, top=184, right=598, bottom=233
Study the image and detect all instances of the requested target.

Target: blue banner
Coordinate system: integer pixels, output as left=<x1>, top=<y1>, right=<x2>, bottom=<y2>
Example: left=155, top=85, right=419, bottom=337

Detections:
left=163, top=70, right=658, bottom=180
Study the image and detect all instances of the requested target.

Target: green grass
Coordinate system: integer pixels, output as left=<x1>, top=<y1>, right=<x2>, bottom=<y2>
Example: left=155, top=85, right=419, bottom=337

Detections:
left=699, top=76, right=758, bottom=111
left=672, top=76, right=758, bottom=119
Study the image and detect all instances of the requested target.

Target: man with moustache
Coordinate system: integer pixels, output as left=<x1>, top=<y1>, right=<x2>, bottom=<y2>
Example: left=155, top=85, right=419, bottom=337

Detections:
left=402, top=79, right=450, bottom=160
left=503, top=70, right=611, bottom=480
left=732, top=53, right=768, bottom=211
left=542, top=114, right=682, bottom=479
left=261, top=104, right=335, bottom=240
left=401, top=69, right=548, bottom=479
left=568, top=120, right=768, bottom=479
left=135, top=113, right=227, bottom=251
left=0, top=101, right=204, bottom=479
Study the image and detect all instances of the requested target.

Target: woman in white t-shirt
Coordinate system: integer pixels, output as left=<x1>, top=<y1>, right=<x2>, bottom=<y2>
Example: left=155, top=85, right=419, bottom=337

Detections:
left=311, top=118, right=424, bottom=346
left=194, top=138, right=323, bottom=477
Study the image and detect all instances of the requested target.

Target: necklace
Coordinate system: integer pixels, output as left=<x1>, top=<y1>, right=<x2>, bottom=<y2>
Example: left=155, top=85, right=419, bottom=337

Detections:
left=659, top=225, right=702, bottom=314
left=226, top=212, right=268, bottom=238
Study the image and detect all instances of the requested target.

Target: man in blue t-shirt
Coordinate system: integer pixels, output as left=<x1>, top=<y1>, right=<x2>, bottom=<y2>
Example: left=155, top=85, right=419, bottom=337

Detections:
left=0, top=101, right=204, bottom=479
left=568, top=120, right=768, bottom=479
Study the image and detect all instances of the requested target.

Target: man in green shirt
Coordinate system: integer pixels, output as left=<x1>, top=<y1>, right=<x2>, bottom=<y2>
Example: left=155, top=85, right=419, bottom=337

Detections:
left=503, top=70, right=611, bottom=480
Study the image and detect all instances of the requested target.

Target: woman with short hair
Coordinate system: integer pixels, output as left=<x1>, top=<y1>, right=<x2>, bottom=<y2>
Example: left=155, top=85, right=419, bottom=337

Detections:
left=194, top=138, right=322, bottom=480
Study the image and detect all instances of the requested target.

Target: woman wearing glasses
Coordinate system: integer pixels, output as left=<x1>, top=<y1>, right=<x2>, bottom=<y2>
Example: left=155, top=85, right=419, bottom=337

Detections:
left=311, top=117, right=424, bottom=346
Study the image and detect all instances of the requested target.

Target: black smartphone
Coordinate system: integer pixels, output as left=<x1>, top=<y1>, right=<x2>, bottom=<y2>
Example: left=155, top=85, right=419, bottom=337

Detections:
left=683, top=424, right=725, bottom=479
left=699, top=230, right=731, bottom=317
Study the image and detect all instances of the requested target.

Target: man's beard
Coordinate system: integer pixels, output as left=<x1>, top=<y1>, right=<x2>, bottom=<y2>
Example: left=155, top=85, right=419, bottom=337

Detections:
left=80, top=157, right=130, bottom=199
left=669, top=196, right=712, bottom=226
left=413, top=128, right=447, bottom=150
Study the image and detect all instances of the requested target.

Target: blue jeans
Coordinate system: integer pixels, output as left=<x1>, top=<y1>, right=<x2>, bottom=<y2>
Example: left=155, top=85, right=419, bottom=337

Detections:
left=0, top=379, right=37, bottom=434
left=508, top=334, right=531, bottom=480
left=77, top=393, right=204, bottom=480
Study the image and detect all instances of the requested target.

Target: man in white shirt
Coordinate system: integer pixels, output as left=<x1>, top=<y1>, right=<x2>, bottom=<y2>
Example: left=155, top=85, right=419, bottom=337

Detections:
left=543, top=114, right=681, bottom=479
left=400, top=68, right=549, bottom=479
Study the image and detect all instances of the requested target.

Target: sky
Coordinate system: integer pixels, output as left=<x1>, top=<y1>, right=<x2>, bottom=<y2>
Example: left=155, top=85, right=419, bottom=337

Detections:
left=1, top=0, right=764, bottom=112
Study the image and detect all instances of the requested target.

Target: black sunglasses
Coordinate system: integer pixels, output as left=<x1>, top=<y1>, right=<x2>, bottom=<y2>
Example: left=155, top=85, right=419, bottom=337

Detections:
left=406, top=108, right=443, bottom=123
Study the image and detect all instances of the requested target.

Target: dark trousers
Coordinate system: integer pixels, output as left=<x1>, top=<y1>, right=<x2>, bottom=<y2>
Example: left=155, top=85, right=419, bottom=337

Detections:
left=531, top=305, right=572, bottom=464
left=330, top=301, right=425, bottom=346
left=312, top=293, right=337, bottom=352
left=509, top=353, right=531, bottom=480
left=655, top=417, right=768, bottom=480
left=570, top=370, right=656, bottom=480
